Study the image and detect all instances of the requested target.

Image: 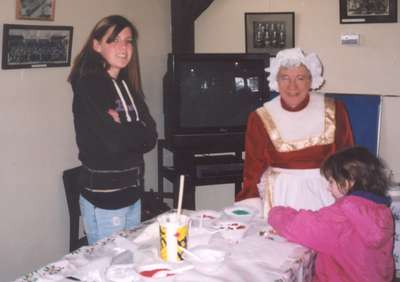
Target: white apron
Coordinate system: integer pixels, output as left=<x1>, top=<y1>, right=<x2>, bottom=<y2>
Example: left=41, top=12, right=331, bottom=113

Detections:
left=256, top=93, right=336, bottom=217
left=258, top=167, right=334, bottom=218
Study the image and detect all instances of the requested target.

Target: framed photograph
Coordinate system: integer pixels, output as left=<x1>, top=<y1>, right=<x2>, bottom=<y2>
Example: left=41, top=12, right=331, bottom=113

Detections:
left=16, top=0, right=55, bottom=21
left=245, top=12, right=295, bottom=55
left=2, top=24, right=73, bottom=69
left=340, top=0, right=397, bottom=23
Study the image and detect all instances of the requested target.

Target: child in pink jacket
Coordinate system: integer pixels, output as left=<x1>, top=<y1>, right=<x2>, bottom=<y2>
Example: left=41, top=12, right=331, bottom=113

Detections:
left=268, top=146, right=394, bottom=282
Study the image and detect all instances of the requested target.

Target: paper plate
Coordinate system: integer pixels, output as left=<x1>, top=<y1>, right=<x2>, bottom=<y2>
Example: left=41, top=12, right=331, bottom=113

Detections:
left=215, top=220, right=249, bottom=230
left=224, top=205, right=255, bottom=221
left=190, top=210, right=221, bottom=221
left=214, top=220, right=249, bottom=242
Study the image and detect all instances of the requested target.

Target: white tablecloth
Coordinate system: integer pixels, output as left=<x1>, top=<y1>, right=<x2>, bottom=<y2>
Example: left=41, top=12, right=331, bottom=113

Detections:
left=15, top=201, right=315, bottom=282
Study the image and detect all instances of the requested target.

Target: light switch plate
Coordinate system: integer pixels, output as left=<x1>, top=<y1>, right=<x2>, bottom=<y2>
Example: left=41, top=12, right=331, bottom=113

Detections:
left=341, top=34, right=360, bottom=45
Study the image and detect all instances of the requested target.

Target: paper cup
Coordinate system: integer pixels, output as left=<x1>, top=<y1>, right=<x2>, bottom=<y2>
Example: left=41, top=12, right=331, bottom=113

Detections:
left=158, top=213, right=190, bottom=262
left=216, top=220, right=249, bottom=243
left=190, top=210, right=221, bottom=229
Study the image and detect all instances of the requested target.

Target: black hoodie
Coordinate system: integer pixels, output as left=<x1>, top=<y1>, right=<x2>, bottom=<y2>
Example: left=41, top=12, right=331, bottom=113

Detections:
left=71, top=73, right=157, bottom=208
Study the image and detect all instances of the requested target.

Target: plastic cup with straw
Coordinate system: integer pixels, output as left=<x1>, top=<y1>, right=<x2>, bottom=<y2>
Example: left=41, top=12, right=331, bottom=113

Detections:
left=158, top=174, right=190, bottom=262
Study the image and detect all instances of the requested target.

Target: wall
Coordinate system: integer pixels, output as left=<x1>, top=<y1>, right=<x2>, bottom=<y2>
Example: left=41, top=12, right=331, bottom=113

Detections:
left=194, top=0, right=400, bottom=207
left=0, top=0, right=170, bottom=280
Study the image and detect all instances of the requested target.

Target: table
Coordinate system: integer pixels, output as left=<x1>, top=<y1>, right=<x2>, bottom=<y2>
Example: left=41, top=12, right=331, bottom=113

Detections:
left=16, top=201, right=315, bottom=282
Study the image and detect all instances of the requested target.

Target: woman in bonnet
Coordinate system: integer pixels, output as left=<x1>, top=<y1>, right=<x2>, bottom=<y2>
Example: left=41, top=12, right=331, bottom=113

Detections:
left=236, top=48, right=354, bottom=215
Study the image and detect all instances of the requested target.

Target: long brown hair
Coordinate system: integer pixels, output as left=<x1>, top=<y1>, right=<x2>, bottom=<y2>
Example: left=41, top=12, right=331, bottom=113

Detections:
left=68, top=15, right=141, bottom=93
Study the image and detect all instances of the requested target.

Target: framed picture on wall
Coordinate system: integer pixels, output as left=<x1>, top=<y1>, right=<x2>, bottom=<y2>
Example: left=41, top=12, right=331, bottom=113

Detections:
left=16, top=0, right=56, bottom=21
left=340, top=0, right=397, bottom=23
left=245, top=12, right=295, bottom=55
left=1, top=24, right=73, bottom=69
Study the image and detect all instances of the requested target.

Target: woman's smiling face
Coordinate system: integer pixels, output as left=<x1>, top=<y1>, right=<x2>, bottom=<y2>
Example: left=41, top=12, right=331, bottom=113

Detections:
left=277, top=64, right=311, bottom=109
left=93, top=26, right=133, bottom=78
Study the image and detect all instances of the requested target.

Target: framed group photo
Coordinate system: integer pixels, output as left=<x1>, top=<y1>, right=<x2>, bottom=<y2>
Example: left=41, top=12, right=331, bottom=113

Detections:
left=2, top=24, right=73, bottom=69
left=16, top=0, right=56, bottom=21
left=340, top=0, right=397, bottom=23
left=245, top=12, right=295, bottom=55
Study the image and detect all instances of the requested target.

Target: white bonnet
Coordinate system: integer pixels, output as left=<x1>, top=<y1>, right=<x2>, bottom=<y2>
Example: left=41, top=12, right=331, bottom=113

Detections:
left=265, top=48, right=324, bottom=92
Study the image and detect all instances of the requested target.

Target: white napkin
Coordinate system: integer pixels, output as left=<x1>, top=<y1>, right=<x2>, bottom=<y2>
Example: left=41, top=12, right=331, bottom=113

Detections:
left=188, top=227, right=215, bottom=248
left=109, top=236, right=138, bottom=256
left=72, top=256, right=112, bottom=282
left=133, top=221, right=159, bottom=244
left=105, top=264, right=141, bottom=282
left=63, top=237, right=139, bottom=282
left=230, top=234, right=306, bottom=270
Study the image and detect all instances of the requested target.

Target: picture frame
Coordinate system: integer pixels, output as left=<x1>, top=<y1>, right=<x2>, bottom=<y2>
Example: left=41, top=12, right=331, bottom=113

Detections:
left=16, top=0, right=55, bottom=21
left=340, top=0, right=397, bottom=23
left=245, top=12, right=295, bottom=55
left=1, top=24, right=73, bottom=69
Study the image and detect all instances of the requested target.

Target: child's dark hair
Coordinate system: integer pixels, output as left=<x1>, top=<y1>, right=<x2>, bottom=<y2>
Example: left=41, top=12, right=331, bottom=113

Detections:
left=321, top=146, right=390, bottom=196
left=68, top=15, right=141, bottom=93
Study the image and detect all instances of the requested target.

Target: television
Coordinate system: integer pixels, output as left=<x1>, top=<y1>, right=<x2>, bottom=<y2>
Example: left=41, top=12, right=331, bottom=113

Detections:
left=163, top=53, right=270, bottom=152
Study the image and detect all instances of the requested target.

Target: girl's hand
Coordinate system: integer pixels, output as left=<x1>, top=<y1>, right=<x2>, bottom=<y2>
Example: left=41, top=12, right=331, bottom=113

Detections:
left=107, top=109, right=121, bottom=123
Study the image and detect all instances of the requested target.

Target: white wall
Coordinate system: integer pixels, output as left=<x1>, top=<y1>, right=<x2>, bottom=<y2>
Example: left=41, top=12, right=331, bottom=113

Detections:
left=380, top=96, right=400, bottom=181
left=0, top=0, right=170, bottom=280
left=194, top=0, right=400, bottom=208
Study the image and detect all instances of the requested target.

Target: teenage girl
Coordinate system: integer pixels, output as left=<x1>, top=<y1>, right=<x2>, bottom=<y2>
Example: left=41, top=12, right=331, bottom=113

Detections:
left=268, top=146, right=394, bottom=281
left=68, top=15, right=157, bottom=244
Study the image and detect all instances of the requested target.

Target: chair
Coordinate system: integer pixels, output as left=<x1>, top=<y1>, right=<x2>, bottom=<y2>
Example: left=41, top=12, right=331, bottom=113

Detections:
left=63, top=166, right=88, bottom=252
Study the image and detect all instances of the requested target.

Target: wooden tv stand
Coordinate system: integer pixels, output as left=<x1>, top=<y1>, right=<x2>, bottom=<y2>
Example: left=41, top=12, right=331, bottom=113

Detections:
left=157, top=139, right=243, bottom=210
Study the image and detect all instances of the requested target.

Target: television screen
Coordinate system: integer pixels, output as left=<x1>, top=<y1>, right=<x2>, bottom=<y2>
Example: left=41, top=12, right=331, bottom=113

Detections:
left=179, top=59, right=264, bottom=128
left=164, top=53, right=269, bottom=151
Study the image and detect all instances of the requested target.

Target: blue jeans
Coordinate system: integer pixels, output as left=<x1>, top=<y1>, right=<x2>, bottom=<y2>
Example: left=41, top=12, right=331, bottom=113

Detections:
left=79, top=196, right=141, bottom=245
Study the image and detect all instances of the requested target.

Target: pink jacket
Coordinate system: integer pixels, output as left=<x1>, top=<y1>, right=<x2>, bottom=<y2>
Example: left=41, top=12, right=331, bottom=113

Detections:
left=268, top=194, right=394, bottom=282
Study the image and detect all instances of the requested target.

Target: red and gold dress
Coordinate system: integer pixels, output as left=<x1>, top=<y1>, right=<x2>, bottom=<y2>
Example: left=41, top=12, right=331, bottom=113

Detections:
left=236, top=93, right=354, bottom=216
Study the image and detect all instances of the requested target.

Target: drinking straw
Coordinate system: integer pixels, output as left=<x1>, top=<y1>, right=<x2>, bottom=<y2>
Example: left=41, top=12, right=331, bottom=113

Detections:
left=199, top=213, right=204, bottom=229
left=177, top=174, right=185, bottom=216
